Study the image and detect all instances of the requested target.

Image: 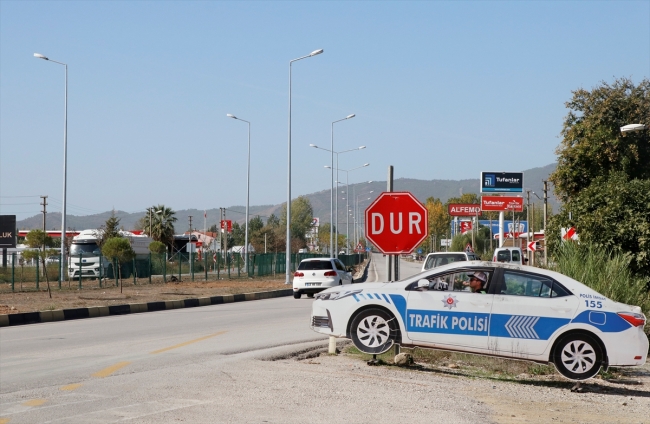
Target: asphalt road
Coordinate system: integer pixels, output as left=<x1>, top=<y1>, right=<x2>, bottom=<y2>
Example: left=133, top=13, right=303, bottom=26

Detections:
left=1, top=255, right=645, bottom=423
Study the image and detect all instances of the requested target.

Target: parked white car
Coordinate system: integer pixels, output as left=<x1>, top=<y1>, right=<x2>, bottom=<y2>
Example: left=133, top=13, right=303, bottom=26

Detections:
left=310, top=260, right=648, bottom=381
left=493, top=247, right=527, bottom=265
left=421, top=251, right=480, bottom=272
left=293, top=258, right=353, bottom=299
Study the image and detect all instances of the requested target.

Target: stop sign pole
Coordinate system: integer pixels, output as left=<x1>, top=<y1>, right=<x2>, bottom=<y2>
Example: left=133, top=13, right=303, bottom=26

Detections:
left=365, top=192, right=429, bottom=255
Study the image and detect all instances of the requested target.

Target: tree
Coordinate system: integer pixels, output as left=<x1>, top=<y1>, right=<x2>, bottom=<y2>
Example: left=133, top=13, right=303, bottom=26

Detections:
left=102, top=237, right=135, bottom=293
left=143, top=205, right=177, bottom=248
left=550, top=77, right=649, bottom=202
left=24, top=230, right=58, bottom=297
left=422, top=197, right=450, bottom=252
left=96, top=210, right=122, bottom=247
left=547, top=78, right=650, bottom=276
left=280, top=197, right=315, bottom=246
left=148, top=241, right=166, bottom=254
left=548, top=173, right=650, bottom=276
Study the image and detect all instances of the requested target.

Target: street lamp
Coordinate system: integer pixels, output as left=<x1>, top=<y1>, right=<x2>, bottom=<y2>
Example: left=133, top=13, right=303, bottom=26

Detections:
left=227, top=113, right=251, bottom=271
left=327, top=163, right=370, bottom=254
left=312, top=144, right=365, bottom=257
left=620, top=124, right=646, bottom=133
left=34, top=52, right=67, bottom=283
left=355, top=191, right=373, bottom=247
left=286, top=49, right=323, bottom=284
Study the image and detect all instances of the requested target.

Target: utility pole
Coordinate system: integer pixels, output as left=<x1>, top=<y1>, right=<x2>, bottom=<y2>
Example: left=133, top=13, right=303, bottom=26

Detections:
left=543, top=180, right=548, bottom=266
left=188, top=215, right=193, bottom=280
left=526, top=191, right=530, bottom=264
left=41, top=196, right=48, bottom=273
left=386, top=166, right=393, bottom=281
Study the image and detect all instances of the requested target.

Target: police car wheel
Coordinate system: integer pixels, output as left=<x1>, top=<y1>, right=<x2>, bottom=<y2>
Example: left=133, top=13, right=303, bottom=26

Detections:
left=553, top=333, right=603, bottom=380
left=350, top=308, right=396, bottom=355
left=293, top=292, right=301, bottom=299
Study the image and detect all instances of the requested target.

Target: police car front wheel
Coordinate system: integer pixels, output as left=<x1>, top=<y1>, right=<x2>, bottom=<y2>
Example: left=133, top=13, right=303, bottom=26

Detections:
left=552, top=333, right=603, bottom=381
left=350, top=308, right=398, bottom=355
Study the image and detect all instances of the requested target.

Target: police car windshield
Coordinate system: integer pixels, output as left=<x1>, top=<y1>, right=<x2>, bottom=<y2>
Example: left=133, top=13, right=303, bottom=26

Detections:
left=298, top=261, right=333, bottom=271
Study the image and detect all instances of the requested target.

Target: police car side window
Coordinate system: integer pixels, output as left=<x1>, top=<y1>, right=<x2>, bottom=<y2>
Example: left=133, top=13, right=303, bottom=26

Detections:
left=502, top=271, right=569, bottom=298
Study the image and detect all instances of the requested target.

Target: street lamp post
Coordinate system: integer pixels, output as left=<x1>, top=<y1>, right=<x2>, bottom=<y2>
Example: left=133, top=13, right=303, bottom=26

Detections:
left=227, top=113, right=251, bottom=271
left=355, top=191, right=373, bottom=246
left=34, top=53, right=67, bottom=284
left=286, top=49, right=323, bottom=284
left=312, top=144, right=365, bottom=257
left=327, top=163, right=370, bottom=254
left=329, top=114, right=355, bottom=255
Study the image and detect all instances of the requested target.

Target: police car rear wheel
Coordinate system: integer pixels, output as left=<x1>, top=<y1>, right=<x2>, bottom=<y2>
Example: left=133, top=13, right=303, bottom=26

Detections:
left=553, top=333, right=603, bottom=380
left=350, top=308, right=396, bottom=354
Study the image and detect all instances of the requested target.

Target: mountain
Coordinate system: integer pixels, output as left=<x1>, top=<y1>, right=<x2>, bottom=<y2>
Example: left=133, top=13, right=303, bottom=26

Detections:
left=16, top=164, right=558, bottom=231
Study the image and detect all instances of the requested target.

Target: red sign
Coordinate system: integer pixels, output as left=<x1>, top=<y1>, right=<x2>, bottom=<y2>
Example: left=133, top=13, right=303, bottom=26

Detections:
left=365, top=192, right=428, bottom=254
left=527, top=241, right=537, bottom=251
left=481, top=196, right=524, bottom=212
left=220, top=220, right=232, bottom=233
left=459, top=221, right=472, bottom=234
left=562, top=227, right=577, bottom=241
left=448, top=204, right=481, bottom=216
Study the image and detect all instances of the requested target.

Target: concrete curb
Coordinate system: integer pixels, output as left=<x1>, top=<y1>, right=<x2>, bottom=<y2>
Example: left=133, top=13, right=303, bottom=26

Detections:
left=0, top=288, right=294, bottom=328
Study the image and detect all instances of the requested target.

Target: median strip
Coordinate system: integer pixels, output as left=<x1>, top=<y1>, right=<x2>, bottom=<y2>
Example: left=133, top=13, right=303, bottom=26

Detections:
left=92, top=361, right=132, bottom=378
left=150, top=331, right=227, bottom=354
left=0, top=289, right=293, bottom=327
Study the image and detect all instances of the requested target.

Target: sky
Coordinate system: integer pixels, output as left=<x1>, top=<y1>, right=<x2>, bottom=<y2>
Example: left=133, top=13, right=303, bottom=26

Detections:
left=1, top=1, right=648, bottom=221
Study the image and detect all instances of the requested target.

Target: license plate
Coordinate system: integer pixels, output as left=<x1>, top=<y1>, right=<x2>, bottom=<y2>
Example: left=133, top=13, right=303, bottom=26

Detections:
left=305, top=283, right=321, bottom=287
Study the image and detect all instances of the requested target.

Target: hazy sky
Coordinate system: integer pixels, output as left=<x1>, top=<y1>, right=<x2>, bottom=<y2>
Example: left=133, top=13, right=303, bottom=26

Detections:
left=1, top=1, right=648, bottom=221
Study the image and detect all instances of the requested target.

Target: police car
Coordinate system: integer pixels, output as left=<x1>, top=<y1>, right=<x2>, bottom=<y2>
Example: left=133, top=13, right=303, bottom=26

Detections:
left=310, top=261, right=648, bottom=381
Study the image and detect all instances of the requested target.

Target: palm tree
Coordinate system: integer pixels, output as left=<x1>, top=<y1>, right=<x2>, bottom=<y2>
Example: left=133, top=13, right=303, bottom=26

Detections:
left=143, top=205, right=177, bottom=248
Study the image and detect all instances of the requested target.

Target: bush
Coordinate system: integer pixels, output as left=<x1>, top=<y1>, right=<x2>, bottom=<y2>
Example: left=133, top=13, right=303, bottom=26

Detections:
left=546, top=242, right=650, bottom=317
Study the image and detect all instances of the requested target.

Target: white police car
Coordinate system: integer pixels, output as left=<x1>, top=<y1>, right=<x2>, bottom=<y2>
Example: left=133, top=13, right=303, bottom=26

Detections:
left=310, top=261, right=648, bottom=381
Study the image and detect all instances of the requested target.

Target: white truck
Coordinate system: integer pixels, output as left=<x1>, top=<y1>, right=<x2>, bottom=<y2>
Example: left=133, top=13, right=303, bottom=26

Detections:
left=68, top=230, right=153, bottom=279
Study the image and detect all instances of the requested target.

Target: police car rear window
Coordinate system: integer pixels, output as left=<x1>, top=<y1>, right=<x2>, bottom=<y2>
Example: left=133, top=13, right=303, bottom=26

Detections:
left=502, top=271, right=571, bottom=298
left=298, top=261, right=333, bottom=271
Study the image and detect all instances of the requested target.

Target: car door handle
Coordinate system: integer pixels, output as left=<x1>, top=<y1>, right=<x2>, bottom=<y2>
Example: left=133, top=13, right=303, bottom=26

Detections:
left=551, top=307, right=572, bottom=313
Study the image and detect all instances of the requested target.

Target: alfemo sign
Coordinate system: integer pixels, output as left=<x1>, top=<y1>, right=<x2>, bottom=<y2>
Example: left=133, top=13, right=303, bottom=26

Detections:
left=481, top=171, right=524, bottom=193
left=448, top=204, right=481, bottom=217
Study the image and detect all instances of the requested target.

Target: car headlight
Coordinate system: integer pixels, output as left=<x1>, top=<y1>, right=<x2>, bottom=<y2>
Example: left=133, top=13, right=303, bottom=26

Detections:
left=315, top=289, right=363, bottom=301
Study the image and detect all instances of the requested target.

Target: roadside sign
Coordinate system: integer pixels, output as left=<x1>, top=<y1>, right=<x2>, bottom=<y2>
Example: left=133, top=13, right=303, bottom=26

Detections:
left=440, top=239, right=451, bottom=247
left=465, top=243, right=474, bottom=253
left=459, top=221, right=472, bottom=234
left=220, top=220, right=232, bottom=233
left=562, top=227, right=578, bottom=241
left=0, top=215, right=16, bottom=248
left=365, top=192, right=428, bottom=255
left=527, top=241, right=537, bottom=251
left=481, top=196, right=524, bottom=212
left=481, top=172, right=524, bottom=193
left=448, top=204, right=481, bottom=217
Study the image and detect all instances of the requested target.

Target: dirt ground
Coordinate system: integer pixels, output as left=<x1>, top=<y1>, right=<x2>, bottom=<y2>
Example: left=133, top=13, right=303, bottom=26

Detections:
left=0, top=275, right=290, bottom=315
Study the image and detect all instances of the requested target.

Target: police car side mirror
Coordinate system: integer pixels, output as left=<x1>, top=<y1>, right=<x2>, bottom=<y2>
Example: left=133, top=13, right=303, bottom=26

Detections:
left=417, top=279, right=429, bottom=289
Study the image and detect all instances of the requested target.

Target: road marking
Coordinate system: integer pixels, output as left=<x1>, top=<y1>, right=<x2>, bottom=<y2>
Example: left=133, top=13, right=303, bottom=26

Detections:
left=22, top=399, right=47, bottom=407
left=92, top=361, right=132, bottom=378
left=60, top=383, right=83, bottom=391
left=150, top=331, right=227, bottom=354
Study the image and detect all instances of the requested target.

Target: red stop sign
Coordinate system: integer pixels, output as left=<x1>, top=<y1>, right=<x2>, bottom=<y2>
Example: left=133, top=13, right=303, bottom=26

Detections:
left=365, top=192, right=428, bottom=254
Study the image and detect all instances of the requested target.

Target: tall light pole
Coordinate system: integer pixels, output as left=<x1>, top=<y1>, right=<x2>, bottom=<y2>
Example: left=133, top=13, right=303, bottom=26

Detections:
left=227, top=113, right=251, bottom=271
left=330, top=114, right=354, bottom=255
left=356, top=190, right=373, bottom=246
left=34, top=53, right=67, bottom=283
left=327, top=163, right=370, bottom=254
left=312, top=144, right=365, bottom=257
left=286, top=49, right=323, bottom=284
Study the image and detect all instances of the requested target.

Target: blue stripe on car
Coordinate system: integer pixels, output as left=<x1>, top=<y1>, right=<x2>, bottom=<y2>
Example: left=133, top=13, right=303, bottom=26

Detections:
left=571, top=310, right=632, bottom=332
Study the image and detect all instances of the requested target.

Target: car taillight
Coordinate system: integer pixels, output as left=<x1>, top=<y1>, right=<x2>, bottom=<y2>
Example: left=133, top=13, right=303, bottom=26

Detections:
left=294, top=272, right=304, bottom=277
left=618, top=312, right=646, bottom=327
left=324, top=271, right=337, bottom=277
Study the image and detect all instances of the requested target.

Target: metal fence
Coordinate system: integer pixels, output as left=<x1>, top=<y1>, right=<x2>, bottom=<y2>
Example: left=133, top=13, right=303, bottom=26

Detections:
left=0, top=252, right=369, bottom=292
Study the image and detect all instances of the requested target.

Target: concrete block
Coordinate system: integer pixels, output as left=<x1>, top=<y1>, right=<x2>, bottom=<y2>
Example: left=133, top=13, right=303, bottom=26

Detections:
left=221, top=295, right=234, bottom=303
left=165, top=300, right=175, bottom=309
left=0, top=315, right=8, bottom=327
left=40, top=311, right=53, bottom=322
left=97, top=306, right=110, bottom=317
left=245, top=293, right=256, bottom=301
left=198, top=297, right=210, bottom=306
left=88, top=307, right=100, bottom=318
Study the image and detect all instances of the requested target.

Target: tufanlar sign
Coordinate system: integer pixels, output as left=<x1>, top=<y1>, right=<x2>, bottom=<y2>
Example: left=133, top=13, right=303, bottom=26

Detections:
left=480, top=171, right=524, bottom=193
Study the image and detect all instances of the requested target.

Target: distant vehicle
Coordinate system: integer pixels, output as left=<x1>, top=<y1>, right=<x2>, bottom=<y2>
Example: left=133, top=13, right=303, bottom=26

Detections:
left=493, top=247, right=527, bottom=265
left=421, top=252, right=480, bottom=272
left=68, top=230, right=153, bottom=279
left=293, top=258, right=353, bottom=299
left=310, top=260, right=648, bottom=381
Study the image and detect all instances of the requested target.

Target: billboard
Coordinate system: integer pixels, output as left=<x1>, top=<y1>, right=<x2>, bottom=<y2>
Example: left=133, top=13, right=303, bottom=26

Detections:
left=481, top=172, right=524, bottom=193
left=0, top=215, right=16, bottom=248
left=481, top=196, right=524, bottom=212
